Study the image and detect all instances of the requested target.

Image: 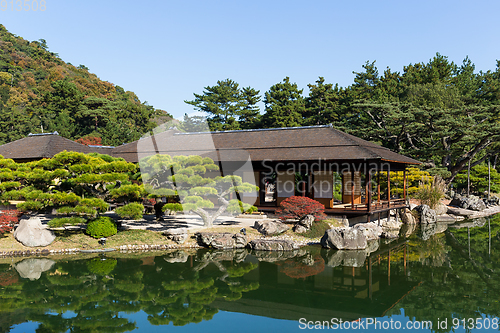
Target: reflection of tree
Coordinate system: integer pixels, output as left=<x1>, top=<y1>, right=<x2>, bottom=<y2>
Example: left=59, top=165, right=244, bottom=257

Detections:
left=386, top=216, right=500, bottom=332
left=0, top=250, right=260, bottom=330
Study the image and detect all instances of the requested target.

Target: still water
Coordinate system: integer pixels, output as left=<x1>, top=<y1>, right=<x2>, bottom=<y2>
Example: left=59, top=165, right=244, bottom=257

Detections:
left=1, top=215, right=500, bottom=333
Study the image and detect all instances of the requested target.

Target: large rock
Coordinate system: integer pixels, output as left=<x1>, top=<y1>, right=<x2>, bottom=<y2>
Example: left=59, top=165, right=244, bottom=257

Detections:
left=412, top=205, right=437, bottom=224
left=434, top=202, right=448, bottom=215
left=254, top=220, right=290, bottom=236
left=163, top=228, right=188, bottom=244
left=449, top=194, right=486, bottom=211
left=14, top=216, right=56, bottom=247
left=15, top=258, right=55, bottom=280
left=320, top=228, right=367, bottom=250
left=196, top=232, right=247, bottom=249
left=293, top=215, right=315, bottom=233
left=353, top=222, right=382, bottom=241
left=248, top=239, right=299, bottom=251
left=485, top=195, right=500, bottom=206
left=399, top=208, right=418, bottom=224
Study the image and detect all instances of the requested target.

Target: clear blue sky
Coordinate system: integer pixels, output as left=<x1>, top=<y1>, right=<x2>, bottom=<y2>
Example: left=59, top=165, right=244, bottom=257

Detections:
left=1, top=0, right=499, bottom=119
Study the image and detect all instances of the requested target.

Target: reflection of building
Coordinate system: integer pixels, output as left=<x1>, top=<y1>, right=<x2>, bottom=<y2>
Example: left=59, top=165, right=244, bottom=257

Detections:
left=213, top=241, right=419, bottom=322
left=0, top=125, right=420, bottom=220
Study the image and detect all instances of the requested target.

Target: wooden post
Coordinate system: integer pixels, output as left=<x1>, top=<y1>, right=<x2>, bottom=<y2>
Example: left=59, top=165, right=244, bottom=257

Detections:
left=387, top=170, right=391, bottom=208
left=351, top=170, right=355, bottom=209
left=403, top=169, right=407, bottom=201
left=377, top=171, right=381, bottom=203
left=367, top=169, right=372, bottom=213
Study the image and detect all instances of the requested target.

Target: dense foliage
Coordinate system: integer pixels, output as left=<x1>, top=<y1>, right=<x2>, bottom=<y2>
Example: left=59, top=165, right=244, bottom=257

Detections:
left=85, top=216, right=117, bottom=238
left=275, top=196, right=327, bottom=221
left=0, top=151, right=139, bottom=227
left=115, top=202, right=145, bottom=220
left=0, top=25, right=170, bottom=146
left=140, top=154, right=258, bottom=227
left=185, top=54, right=500, bottom=184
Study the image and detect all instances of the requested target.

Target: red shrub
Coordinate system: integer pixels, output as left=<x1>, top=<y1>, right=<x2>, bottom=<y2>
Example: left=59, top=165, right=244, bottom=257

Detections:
left=76, top=136, right=102, bottom=146
left=276, top=196, right=327, bottom=221
left=0, top=209, right=21, bottom=235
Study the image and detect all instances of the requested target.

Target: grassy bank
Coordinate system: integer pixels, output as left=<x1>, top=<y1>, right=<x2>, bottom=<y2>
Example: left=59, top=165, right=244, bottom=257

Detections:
left=0, top=219, right=340, bottom=255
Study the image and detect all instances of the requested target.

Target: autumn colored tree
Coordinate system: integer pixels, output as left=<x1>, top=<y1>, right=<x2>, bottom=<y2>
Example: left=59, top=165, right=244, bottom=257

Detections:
left=275, top=196, right=327, bottom=221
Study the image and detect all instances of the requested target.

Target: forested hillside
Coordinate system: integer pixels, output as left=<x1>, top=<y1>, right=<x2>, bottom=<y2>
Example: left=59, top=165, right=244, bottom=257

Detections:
left=185, top=54, right=500, bottom=182
left=0, top=24, right=170, bottom=146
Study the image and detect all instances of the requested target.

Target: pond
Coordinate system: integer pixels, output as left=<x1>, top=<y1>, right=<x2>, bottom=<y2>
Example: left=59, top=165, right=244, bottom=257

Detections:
left=1, top=215, right=500, bottom=333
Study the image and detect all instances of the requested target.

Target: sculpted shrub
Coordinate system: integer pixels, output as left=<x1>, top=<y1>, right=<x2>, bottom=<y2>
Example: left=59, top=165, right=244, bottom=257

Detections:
left=276, top=196, right=327, bottom=221
left=86, top=216, right=117, bottom=238
left=115, top=202, right=144, bottom=220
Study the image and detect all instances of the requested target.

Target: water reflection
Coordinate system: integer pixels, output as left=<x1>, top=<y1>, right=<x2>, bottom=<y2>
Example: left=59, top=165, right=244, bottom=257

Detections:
left=0, top=214, right=499, bottom=332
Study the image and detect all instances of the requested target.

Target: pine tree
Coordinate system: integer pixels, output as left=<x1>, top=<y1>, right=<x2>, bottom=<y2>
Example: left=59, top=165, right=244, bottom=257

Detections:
left=261, top=77, right=305, bottom=128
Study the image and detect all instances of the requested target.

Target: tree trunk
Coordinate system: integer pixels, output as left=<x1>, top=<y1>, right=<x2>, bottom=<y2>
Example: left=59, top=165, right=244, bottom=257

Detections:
left=194, top=196, right=230, bottom=227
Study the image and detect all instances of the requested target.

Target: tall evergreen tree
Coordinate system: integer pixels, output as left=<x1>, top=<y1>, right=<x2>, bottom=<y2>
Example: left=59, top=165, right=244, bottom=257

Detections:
left=185, top=79, right=260, bottom=131
left=261, top=77, right=305, bottom=128
left=304, top=77, right=343, bottom=126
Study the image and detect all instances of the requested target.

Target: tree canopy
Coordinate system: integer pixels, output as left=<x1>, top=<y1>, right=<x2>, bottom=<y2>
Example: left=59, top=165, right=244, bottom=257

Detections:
left=185, top=54, right=500, bottom=186
left=140, top=154, right=258, bottom=227
left=0, top=24, right=170, bottom=146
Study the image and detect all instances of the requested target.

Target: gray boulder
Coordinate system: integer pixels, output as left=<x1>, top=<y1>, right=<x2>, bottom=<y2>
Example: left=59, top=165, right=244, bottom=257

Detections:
left=320, top=228, right=367, bottom=250
left=485, top=195, right=500, bottom=206
left=163, top=228, right=188, bottom=244
left=412, top=205, right=437, bottom=224
left=399, top=208, right=418, bottom=224
left=449, top=194, right=486, bottom=211
left=254, top=220, right=289, bottom=236
left=15, top=258, right=55, bottom=280
left=353, top=222, right=382, bottom=241
left=196, top=232, right=247, bottom=249
left=248, top=239, right=299, bottom=251
left=14, top=216, right=56, bottom=247
left=434, top=202, right=448, bottom=215
left=293, top=215, right=314, bottom=233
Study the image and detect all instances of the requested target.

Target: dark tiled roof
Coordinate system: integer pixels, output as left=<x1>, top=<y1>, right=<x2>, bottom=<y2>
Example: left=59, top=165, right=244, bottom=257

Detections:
left=0, top=132, right=90, bottom=160
left=116, top=125, right=420, bottom=165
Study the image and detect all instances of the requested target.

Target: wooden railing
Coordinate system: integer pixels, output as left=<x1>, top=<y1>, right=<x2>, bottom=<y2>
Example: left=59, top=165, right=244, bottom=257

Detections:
left=329, top=198, right=407, bottom=212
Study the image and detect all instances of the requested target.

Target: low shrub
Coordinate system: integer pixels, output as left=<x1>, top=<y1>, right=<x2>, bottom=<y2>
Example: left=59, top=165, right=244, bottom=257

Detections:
left=414, top=176, right=446, bottom=209
left=301, top=220, right=331, bottom=239
left=86, top=216, right=117, bottom=238
left=115, top=202, right=144, bottom=220
left=276, top=196, right=327, bottom=221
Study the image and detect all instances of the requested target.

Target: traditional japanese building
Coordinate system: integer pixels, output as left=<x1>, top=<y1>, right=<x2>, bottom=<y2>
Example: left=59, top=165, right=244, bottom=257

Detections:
left=0, top=125, right=420, bottom=221
left=115, top=125, right=420, bottom=221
